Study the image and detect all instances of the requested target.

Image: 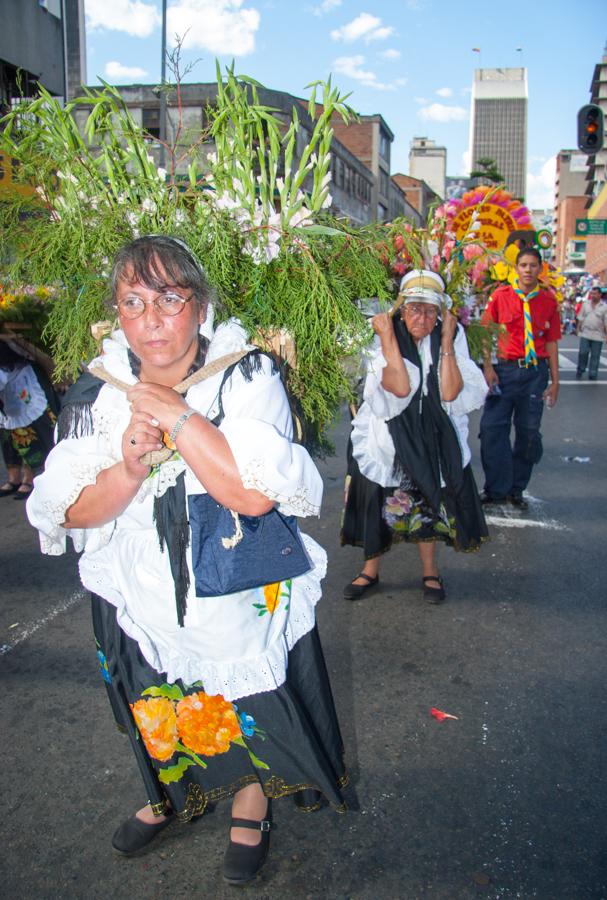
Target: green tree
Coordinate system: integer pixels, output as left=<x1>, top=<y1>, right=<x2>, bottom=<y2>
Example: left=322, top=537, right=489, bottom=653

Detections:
left=470, top=157, right=504, bottom=184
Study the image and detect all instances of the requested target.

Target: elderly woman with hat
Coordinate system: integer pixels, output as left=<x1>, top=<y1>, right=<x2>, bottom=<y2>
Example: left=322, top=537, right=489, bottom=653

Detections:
left=341, top=270, right=488, bottom=603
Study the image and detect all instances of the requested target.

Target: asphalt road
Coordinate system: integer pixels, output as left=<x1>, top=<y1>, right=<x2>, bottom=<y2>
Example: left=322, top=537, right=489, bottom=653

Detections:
left=1, top=334, right=606, bottom=899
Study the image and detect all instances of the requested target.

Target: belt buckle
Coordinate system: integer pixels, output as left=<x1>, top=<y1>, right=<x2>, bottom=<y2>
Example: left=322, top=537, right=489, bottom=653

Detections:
left=517, top=358, right=528, bottom=368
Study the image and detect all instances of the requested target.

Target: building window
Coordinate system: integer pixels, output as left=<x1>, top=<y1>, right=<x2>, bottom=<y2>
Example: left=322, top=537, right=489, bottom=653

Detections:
left=142, top=107, right=161, bottom=140
left=379, top=131, right=390, bottom=162
left=377, top=203, right=388, bottom=221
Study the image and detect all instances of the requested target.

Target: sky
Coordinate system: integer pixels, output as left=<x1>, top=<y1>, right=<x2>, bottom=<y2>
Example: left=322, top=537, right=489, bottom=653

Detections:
left=83, top=0, right=607, bottom=210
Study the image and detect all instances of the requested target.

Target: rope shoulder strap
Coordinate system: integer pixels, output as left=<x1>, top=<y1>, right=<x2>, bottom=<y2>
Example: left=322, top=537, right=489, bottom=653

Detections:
left=88, top=348, right=250, bottom=464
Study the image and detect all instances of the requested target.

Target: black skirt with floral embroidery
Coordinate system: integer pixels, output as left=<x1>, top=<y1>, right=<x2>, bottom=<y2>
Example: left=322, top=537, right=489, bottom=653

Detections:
left=92, top=594, right=347, bottom=822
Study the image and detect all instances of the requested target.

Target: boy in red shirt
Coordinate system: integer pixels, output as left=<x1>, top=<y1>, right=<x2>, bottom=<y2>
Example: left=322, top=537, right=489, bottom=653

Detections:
left=479, top=247, right=561, bottom=510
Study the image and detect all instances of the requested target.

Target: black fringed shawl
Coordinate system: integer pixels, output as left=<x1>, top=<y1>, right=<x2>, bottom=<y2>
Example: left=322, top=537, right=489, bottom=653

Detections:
left=387, top=317, right=464, bottom=514
left=57, top=343, right=277, bottom=626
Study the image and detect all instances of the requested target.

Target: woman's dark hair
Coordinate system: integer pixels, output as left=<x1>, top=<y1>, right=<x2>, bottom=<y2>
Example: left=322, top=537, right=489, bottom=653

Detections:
left=0, top=341, right=27, bottom=372
left=110, top=235, right=215, bottom=310
left=516, top=246, right=542, bottom=265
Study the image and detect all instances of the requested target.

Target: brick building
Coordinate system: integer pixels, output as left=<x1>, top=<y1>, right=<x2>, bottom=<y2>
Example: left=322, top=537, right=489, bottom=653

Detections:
left=554, top=150, right=589, bottom=271
left=392, top=173, right=440, bottom=221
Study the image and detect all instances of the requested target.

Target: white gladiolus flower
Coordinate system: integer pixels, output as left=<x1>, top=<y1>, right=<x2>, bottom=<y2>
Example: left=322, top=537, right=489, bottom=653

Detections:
left=141, top=198, right=157, bottom=215
left=126, top=211, right=139, bottom=227
left=157, top=167, right=167, bottom=181
left=174, top=209, right=187, bottom=225
left=276, top=177, right=285, bottom=191
left=321, top=171, right=332, bottom=188
left=321, top=192, right=333, bottom=210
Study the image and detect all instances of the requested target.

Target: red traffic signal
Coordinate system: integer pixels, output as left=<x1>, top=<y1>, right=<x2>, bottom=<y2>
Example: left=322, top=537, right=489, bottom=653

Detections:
left=577, top=104, right=604, bottom=154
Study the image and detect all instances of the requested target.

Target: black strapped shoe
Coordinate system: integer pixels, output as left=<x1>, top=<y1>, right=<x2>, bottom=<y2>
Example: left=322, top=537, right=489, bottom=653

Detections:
left=111, top=809, right=173, bottom=856
left=222, top=802, right=273, bottom=886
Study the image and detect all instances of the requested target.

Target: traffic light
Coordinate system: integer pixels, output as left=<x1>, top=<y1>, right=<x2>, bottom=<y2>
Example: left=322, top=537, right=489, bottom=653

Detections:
left=577, top=104, right=604, bottom=153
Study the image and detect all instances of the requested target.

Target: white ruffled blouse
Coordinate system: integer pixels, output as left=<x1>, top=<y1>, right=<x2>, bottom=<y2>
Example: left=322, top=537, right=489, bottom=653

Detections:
left=0, top=364, right=48, bottom=429
left=351, top=324, right=488, bottom=487
left=27, top=319, right=326, bottom=701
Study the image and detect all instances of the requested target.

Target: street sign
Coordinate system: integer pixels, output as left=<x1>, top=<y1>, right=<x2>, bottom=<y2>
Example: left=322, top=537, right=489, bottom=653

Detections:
left=575, top=218, right=607, bottom=236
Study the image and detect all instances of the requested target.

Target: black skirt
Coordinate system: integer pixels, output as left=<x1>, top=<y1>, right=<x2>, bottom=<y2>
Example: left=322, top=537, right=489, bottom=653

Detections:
left=92, top=594, right=347, bottom=821
left=341, top=440, right=488, bottom=558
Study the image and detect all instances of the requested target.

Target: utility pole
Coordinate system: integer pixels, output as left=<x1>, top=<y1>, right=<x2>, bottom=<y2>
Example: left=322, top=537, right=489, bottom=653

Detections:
left=158, top=0, right=167, bottom=168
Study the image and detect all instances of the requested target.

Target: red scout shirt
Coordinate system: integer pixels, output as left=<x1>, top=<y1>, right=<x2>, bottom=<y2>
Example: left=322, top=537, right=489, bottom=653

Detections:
left=481, top=284, right=561, bottom=359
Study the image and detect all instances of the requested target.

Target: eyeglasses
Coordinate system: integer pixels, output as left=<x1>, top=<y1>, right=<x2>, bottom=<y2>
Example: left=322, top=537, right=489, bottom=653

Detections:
left=114, top=291, right=193, bottom=319
left=404, top=304, right=438, bottom=318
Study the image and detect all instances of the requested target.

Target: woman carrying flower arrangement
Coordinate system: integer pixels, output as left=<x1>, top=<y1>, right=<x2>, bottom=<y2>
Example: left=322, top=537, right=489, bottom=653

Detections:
left=341, top=270, right=489, bottom=604
left=26, top=236, right=345, bottom=884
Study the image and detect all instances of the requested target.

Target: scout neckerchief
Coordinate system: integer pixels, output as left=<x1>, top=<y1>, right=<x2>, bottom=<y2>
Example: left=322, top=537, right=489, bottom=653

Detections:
left=513, top=278, right=539, bottom=366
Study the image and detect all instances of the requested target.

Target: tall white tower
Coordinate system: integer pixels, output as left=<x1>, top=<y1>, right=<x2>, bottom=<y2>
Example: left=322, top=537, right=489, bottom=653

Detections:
left=469, top=67, right=528, bottom=200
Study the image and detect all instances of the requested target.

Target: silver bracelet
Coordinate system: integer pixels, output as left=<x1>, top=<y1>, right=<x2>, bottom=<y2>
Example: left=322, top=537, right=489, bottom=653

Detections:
left=169, top=408, right=199, bottom=442
left=440, top=351, right=455, bottom=357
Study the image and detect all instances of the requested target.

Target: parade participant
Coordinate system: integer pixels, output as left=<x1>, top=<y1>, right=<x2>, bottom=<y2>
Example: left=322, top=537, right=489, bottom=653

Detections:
left=576, top=285, right=607, bottom=380
left=479, top=247, right=561, bottom=510
left=341, top=270, right=488, bottom=604
left=0, top=339, right=59, bottom=498
left=27, top=236, right=345, bottom=884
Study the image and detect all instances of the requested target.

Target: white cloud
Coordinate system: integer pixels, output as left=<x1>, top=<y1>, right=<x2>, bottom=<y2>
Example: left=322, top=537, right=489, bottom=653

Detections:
left=526, top=155, right=556, bottom=209
left=418, top=103, right=468, bottom=123
left=105, top=60, right=148, bottom=79
left=395, top=77, right=408, bottom=86
left=460, top=149, right=471, bottom=176
left=331, top=13, right=395, bottom=43
left=436, top=87, right=452, bottom=98
left=414, top=96, right=427, bottom=105
left=86, top=0, right=160, bottom=37
left=333, top=55, right=395, bottom=91
left=167, top=1, right=260, bottom=56
left=380, top=48, right=401, bottom=60
left=311, top=0, right=342, bottom=15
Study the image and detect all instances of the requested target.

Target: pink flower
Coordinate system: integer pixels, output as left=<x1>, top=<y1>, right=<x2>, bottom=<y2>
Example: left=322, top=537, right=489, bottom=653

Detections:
left=442, top=239, right=456, bottom=262
left=458, top=306, right=471, bottom=326
left=462, top=243, right=483, bottom=261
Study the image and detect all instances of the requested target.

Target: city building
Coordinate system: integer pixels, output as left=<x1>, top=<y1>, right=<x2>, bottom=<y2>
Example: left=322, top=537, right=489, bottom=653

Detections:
left=408, top=137, right=446, bottom=199
left=554, top=150, right=589, bottom=271
left=0, top=0, right=85, bottom=110
left=71, top=83, right=376, bottom=225
left=469, top=67, right=527, bottom=200
left=328, top=113, right=395, bottom=222
left=392, top=173, right=439, bottom=222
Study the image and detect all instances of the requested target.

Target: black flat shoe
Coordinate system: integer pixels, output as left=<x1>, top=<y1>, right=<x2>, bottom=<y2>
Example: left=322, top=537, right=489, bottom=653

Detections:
left=111, top=810, right=173, bottom=856
left=222, top=802, right=273, bottom=886
left=507, top=494, right=529, bottom=511
left=13, top=485, right=33, bottom=500
left=422, top=575, right=446, bottom=604
left=293, top=788, right=322, bottom=812
left=0, top=482, right=21, bottom=497
left=343, top=573, right=379, bottom=600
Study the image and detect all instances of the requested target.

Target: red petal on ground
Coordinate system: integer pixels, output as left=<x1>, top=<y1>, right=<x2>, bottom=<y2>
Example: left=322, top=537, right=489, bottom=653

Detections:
left=430, top=707, right=459, bottom=721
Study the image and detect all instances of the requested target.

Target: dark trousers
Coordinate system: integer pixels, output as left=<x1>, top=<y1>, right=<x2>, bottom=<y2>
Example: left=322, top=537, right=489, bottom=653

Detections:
left=577, top=337, right=603, bottom=380
left=479, top=360, right=549, bottom=498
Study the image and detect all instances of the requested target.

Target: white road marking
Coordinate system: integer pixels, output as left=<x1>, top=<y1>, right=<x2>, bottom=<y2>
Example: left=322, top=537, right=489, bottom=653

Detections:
left=484, top=515, right=568, bottom=531
left=0, top=589, right=86, bottom=656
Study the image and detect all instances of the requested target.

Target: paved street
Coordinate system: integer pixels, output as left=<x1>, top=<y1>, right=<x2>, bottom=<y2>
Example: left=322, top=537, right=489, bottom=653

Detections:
left=1, top=334, right=606, bottom=899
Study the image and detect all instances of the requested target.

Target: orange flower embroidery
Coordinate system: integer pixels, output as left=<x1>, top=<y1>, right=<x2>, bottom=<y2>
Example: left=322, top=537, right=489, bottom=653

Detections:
left=176, top=692, right=241, bottom=757
left=263, top=582, right=281, bottom=614
left=11, top=426, right=37, bottom=447
left=130, top=697, right=178, bottom=761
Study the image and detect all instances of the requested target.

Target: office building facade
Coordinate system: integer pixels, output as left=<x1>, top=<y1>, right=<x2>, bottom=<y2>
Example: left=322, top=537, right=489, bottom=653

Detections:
left=469, top=67, right=527, bottom=200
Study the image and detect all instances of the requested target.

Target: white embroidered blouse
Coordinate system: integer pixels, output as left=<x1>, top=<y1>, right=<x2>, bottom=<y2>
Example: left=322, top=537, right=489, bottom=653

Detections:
left=351, top=324, right=488, bottom=487
left=27, top=319, right=326, bottom=701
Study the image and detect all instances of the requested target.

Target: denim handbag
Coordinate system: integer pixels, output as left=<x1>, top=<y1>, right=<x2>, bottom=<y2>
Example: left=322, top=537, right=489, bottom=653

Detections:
left=188, top=493, right=312, bottom=597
